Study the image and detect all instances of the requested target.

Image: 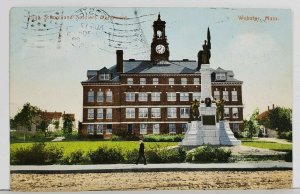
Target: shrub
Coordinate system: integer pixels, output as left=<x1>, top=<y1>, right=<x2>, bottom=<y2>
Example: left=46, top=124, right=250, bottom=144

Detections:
left=285, top=150, right=292, bottom=162
left=186, top=151, right=194, bottom=162
left=279, top=131, right=292, bottom=141
left=145, top=149, right=162, bottom=163
left=124, top=149, right=139, bottom=163
left=187, top=145, right=232, bottom=163
left=234, top=131, right=244, bottom=138
left=11, top=142, right=63, bottom=165
left=214, top=147, right=232, bottom=162
left=111, top=135, right=123, bottom=141
left=145, top=147, right=186, bottom=163
left=64, top=131, right=80, bottom=141
left=88, top=146, right=124, bottom=164
left=143, top=134, right=184, bottom=142
left=62, top=150, right=88, bottom=164
left=46, top=144, right=64, bottom=164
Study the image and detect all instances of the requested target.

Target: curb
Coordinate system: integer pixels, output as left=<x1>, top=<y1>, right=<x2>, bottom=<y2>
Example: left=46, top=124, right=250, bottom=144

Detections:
left=10, top=166, right=293, bottom=174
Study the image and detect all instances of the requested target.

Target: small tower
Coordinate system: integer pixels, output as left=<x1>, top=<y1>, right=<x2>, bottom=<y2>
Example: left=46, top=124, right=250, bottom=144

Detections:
left=150, top=14, right=170, bottom=62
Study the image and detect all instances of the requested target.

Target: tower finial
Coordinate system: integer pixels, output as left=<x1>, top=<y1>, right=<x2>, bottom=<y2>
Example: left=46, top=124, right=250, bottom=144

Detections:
left=158, top=13, right=161, bottom=20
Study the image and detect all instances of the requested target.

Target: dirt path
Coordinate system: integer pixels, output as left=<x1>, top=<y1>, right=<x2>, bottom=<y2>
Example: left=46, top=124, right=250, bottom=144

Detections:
left=11, top=170, right=292, bottom=191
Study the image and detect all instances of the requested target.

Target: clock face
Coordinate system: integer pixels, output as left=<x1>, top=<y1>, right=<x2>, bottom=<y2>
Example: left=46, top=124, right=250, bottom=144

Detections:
left=156, top=44, right=165, bottom=54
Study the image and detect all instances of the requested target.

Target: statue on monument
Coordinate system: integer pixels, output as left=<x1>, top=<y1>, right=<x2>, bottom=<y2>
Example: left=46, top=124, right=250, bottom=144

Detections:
left=190, top=99, right=200, bottom=121
left=216, top=98, right=226, bottom=121
left=197, top=27, right=211, bottom=70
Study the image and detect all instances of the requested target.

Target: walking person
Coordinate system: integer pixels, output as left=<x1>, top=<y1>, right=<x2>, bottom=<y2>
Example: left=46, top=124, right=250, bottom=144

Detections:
left=135, top=140, right=147, bottom=165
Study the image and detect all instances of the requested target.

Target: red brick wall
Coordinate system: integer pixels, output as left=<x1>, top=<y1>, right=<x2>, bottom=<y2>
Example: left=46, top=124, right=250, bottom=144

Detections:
left=81, top=74, right=244, bottom=137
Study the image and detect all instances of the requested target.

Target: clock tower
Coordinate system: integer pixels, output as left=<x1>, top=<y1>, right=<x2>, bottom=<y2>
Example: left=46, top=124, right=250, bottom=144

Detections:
left=150, top=14, right=170, bottom=62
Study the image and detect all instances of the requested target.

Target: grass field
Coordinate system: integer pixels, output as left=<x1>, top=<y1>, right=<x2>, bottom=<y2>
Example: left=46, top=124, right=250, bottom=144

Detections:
left=10, top=141, right=178, bottom=156
left=241, top=141, right=292, bottom=152
left=11, top=139, right=292, bottom=155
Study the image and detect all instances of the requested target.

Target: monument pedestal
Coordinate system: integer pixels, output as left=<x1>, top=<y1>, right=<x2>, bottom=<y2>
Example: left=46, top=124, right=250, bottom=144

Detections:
left=180, top=120, right=241, bottom=146
left=180, top=62, right=240, bottom=146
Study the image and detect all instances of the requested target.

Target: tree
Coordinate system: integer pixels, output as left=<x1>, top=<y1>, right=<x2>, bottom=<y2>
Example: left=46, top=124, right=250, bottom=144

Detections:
left=37, top=120, right=48, bottom=136
left=258, top=107, right=292, bottom=134
left=12, top=103, right=41, bottom=131
left=244, top=109, right=259, bottom=139
left=62, top=115, right=73, bottom=137
left=268, top=107, right=292, bottom=134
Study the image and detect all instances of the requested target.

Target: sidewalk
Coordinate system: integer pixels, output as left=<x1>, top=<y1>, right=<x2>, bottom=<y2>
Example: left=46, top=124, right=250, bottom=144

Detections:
left=10, top=162, right=292, bottom=174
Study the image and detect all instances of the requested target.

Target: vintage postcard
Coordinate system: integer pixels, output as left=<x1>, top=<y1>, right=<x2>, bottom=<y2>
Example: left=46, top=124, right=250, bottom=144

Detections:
left=9, top=7, right=292, bottom=191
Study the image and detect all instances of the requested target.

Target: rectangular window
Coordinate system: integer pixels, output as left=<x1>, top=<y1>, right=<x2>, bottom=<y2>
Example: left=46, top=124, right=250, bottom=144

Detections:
left=193, top=92, right=201, bottom=101
left=99, top=74, right=110, bottom=80
left=232, top=91, right=238, bottom=101
left=88, top=124, right=94, bottom=135
left=232, top=108, right=239, bottom=118
left=153, top=78, right=159, bottom=85
left=194, top=78, right=200, bottom=85
left=138, top=92, right=147, bottom=101
left=151, top=92, right=160, bottom=101
left=214, top=91, right=220, bottom=101
left=97, top=124, right=103, bottom=134
left=153, top=124, right=160, bottom=134
left=97, top=108, right=103, bottom=119
left=88, top=90, right=94, bottom=102
left=140, top=78, right=146, bottom=85
left=167, top=108, right=177, bottom=118
left=180, top=108, right=190, bottom=118
left=97, top=90, right=104, bottom=102
left=224, top=108, right=230, bottom=118
left=223, top=91, right=229, bottom=101
left=140, top=123, right=147, bottom=134
left=139, top=108, right=148, bottom=118
left=216, top=73, right=226, bottom=81
left=169, top=123, right=176, bottom=133
left=106, top=90, right=112, bottom=102
left=151, top=108, right=161, bottom=118
left=169, top=78, right=174, bottom=85
left=126, top=108, right=135, bottom=118
left=167, top=92, right=176, bottom=101
left=127, top=78, right=133, bottom=85
left=126, top=92, right=135, bottom=101
left=106, top=124, right=112, bottom=134
left=88, top=109, right=94, bottom=119
left=182, top=123, right=188, bottom=133
left=180, top=92, right=189, bottom=101
left=106, top=108, right=112, bottom=119
left=181, top=78, right=187, bottom=85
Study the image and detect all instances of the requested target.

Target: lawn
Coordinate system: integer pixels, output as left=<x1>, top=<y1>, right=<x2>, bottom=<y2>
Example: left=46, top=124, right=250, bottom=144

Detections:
left=241, top=141, right=292, bottom=152
left=10, top=141, right=178, bottom=156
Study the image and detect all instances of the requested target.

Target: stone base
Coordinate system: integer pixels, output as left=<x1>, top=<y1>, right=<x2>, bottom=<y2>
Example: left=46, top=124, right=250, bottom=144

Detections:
left=179, top=120, right=241, bottom=146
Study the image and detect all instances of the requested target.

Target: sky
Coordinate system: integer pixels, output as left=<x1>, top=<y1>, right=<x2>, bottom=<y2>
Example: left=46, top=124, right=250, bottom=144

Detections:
left=9, top=7, right=292, bottom=122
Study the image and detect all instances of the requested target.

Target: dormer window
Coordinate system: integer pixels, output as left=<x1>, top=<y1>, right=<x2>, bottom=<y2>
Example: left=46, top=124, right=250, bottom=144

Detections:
left=127, top=78, right=133, bottom=85
left=216, top=73, right=226, bottom=81
left=140, top=78, right=146, bottom=85
left=99, top=73, right=110, bottom=81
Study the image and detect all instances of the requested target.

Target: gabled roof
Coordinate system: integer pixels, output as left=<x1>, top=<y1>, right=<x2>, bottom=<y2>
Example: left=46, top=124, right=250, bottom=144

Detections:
left=40, top=111, right=62, bottom=121
left=99, top=67, right=111, bottom=74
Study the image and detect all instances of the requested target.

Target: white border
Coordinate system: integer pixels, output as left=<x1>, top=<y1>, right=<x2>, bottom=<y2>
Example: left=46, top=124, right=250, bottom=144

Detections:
left=1, top=0, right=299, bottom=192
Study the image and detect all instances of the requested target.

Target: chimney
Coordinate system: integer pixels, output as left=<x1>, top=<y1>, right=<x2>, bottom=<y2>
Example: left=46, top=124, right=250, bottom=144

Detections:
left=116, top=50, right=123, bottom=73
left=272, top=104, right=275, bottom=109
left=268, top=106, right=269, bottom=111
